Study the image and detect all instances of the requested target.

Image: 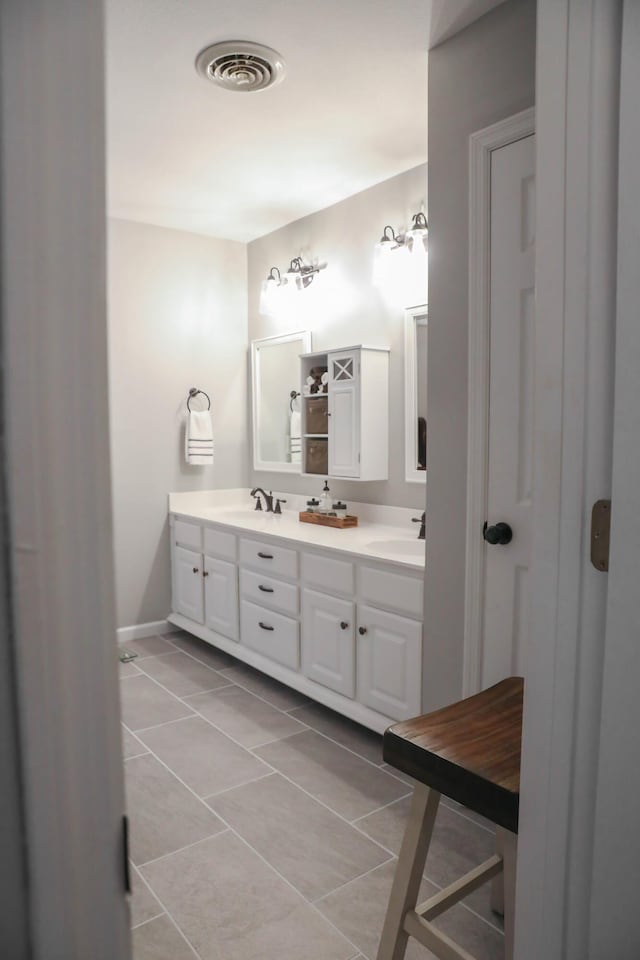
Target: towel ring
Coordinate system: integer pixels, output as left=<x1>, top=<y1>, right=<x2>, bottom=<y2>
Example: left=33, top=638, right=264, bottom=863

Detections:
left=290, top=389, right=300, bottom=413
left=187, top=387, right=211, bottom=411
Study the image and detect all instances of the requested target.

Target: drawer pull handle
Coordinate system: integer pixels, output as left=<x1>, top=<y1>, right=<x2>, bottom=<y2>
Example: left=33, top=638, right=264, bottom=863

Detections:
left=340, top=621, right=349, bottom=630
left=192, top=567, right=199, bottom=574
left=258, top=552, right=274, bottom=560
left=358, top=626, right=368, bottom=636
left=259, top=621, right=274, bottom=631
left=258, top=585, right=274, bottom=593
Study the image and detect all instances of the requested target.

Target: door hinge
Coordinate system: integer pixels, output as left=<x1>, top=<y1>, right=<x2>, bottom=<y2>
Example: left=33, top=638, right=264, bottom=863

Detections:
left=590, top=499, right=611, bottom=572
left=122, top=815, right=131, bottom=894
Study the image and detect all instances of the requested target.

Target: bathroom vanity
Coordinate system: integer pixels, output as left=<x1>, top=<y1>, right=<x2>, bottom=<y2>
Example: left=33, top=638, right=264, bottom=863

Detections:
left=168, top=490, right=425, bottom=733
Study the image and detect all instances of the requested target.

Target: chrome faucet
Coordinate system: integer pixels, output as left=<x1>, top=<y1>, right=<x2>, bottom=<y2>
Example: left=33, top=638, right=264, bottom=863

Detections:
left=251, top=487, right=274, bottom=513
left=412, top=512, right=426, bottom=540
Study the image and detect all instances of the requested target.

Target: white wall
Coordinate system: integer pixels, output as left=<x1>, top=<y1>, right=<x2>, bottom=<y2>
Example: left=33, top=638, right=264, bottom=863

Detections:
left=108, top=218, right=247, bottom=629
left=425, top=0, right=536, bottom=709
left=247, top=165, right=428, bottom=510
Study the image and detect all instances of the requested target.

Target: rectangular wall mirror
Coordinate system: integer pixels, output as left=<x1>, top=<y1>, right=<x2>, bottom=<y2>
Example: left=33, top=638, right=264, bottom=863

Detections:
left=251, top=330, right=312, bottom=473
left=404, top=304, right=428, bottom=483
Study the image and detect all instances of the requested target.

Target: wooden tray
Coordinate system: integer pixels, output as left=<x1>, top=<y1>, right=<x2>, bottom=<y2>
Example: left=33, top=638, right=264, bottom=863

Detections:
left=299, top=511, right=358, bottom=529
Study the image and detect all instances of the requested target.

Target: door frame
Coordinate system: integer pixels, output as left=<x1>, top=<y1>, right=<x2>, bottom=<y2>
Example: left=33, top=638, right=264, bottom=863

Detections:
left=463, top=107, right=535, bottom=696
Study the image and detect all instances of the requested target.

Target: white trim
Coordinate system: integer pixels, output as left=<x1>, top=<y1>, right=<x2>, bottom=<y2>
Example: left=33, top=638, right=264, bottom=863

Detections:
left=515, top=3, right=620, bottom=957
left=0, top=1, right=130, bottom=956
left=404, top=304, right=428, bottom=484
left=463, top=108, right=535, bottom=696
left=116, top=620, right=175, bottom=645
left=251, top=330, right=311, bottom=474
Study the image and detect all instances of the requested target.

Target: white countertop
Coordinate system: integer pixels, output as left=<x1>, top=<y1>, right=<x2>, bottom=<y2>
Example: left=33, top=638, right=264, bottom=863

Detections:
left=169, top=489, right=425, bottom=570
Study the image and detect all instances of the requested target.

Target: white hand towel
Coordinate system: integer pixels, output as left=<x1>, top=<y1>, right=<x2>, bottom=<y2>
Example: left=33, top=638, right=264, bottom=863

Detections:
left=185, top=410, right=214, bottom=465
left=290, top=410, right=301, bottom=440
left=289, top=409, right=301, bottom=462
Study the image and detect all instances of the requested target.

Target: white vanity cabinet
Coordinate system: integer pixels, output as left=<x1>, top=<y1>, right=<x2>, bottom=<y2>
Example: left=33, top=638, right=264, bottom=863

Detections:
left=300, top=345, right=389, bottom=481
left=169, top=512, right=424, bottom=733
left=238, top=536, right=300, bottom=668
left=170, top=517, right=238, bottom=640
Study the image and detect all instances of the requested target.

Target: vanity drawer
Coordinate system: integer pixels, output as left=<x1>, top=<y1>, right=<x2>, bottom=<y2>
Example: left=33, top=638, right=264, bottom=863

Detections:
left=240, top=600, right=299, bottom=669
left=174, top=519, right=202, bottom=552
left=359, top=565, right=423, bottom=620
left=240, top=569, right=299, bottom=616
left=239, top=537, right=298, bottom=580
left=302, top=551, right=354, bottom=596
left=204, top=525, right=237, bottom=561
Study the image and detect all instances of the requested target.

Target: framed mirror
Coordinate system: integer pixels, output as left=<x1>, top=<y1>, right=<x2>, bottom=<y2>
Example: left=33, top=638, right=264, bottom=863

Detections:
left=251, top=330, right=312, bottom=473
left=404, top=304, right=428, bottom=483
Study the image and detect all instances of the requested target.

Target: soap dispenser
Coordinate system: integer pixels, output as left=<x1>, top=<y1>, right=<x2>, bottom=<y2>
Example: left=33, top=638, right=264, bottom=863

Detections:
left=318, top=479, right=332, bottom=514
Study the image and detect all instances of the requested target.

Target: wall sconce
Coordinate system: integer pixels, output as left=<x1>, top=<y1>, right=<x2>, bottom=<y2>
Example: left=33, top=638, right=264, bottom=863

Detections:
left=259, top=257, right=327, bottom=316
left=373, top=211, right=428, bottom=303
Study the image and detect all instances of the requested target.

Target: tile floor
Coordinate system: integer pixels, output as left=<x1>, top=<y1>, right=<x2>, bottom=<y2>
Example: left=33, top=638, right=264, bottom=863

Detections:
left=121, top=631, right=504, bottom=960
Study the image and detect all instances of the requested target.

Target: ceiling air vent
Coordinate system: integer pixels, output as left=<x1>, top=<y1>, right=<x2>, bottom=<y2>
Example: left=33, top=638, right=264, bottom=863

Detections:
left=195, top=41, right=286, bottom=93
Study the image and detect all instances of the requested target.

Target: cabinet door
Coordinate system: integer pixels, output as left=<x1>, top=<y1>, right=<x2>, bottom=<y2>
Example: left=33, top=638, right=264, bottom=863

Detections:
left=174, top=546, right=204, bottom=624
left=328, top=351, right=360, bottom=478
left=204, top=556, right=238, bottom=640
left=357, top=604, right=422, bottom=720
left=302, top=589, right=355, bottom=697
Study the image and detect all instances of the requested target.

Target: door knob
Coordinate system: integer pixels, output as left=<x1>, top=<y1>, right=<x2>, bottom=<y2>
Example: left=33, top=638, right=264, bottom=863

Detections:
left=483, top=521, right=513, bottom=545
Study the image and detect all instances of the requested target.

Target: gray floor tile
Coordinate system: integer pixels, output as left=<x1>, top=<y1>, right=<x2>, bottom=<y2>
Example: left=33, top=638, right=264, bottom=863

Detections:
left=132, top=914, right=198, bottom=959
left=120, top=660, right=142, bottom=677
left=125, top=754, right=225, bottom=865
left=130, top=864, right=163, bottom=928
left=138, top=716, right=270, bottom=798
left=210, top=773, right=390, bottom=901
left=169, top=632, right=236, bottom=670
left=217, top=661, right=310, bottom=710
left=318, top=859, right=503, bottom=960
left=120, top=675, right=195, bottom=732
left=141, top=832, right=356, bottom=960
left=120, top=636, right=175, bottom=660
left=255, top=730, right=409, bottom=822
left=185, top=684, right=306, bottom=748
left=356, top=795, right=501, bottom=926
left=139, top=651, right=230, bottom=697
left=289, top=702, right=383, bottom=764
left=122, top=726, right=148, bottom=760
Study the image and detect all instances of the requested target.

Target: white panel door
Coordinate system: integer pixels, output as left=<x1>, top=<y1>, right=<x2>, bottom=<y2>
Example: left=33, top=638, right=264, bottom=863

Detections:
left=174, top=545, right=204, bottom=624
left=356, top=604, right=422, bottom=720
left=301, top=589, right=355, bottom=697
left=329, top=351, right=359, bottom=477
left=204, top=556, right=238, bottom=640
left=482, top=134, right=535, bottom=687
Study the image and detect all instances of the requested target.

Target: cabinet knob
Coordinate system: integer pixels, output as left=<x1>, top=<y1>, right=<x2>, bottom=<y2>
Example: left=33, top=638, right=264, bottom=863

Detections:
left=192, top=567, right=199, bottom=574
left=203, top=571, right=209, bottom=577
left=358, top=626, right=367, bottom=636
left=340, top=621, right=349, bottom=630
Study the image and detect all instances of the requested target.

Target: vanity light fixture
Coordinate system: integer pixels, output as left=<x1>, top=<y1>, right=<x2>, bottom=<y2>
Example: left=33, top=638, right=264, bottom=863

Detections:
left=259, top=257, right=327, bottom=315
left=404, top=212, right=429, bottom=256
left=373, top=211, right=428, bottom=288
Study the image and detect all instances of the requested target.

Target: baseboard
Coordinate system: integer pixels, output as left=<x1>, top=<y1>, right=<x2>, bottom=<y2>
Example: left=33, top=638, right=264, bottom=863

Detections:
left=116, top=620, right=176, bottom=645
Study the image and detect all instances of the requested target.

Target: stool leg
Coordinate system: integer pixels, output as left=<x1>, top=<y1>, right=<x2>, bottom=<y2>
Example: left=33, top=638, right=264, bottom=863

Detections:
left=376, top=784, right=441, bottom=960
left=490, top=827, right=505, bottom=916
left=499, top=828, right=517, bottom=960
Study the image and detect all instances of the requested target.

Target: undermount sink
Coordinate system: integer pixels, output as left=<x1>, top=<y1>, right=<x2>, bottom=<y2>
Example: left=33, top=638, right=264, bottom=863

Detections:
left=217, top=509, right=283, bottom=522
left=365, top=538, right=425, bottom=560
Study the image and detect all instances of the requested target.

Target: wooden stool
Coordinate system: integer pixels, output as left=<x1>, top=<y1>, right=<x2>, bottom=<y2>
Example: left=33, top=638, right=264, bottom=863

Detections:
left=376, top=678, right=523, bottom=960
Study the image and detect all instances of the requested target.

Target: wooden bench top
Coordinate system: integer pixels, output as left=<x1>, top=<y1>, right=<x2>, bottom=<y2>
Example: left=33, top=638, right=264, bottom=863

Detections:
left=383, top=678, right=523, bottom=833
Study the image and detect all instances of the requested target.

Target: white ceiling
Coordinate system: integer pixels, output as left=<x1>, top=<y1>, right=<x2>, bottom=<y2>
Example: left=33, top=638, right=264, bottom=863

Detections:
left=106, top=0, right=431, bottom=242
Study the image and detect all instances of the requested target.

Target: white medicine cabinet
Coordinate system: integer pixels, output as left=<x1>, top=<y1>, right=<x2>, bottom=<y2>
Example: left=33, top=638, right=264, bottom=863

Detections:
left=300, top=345, right=389, bottom=481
